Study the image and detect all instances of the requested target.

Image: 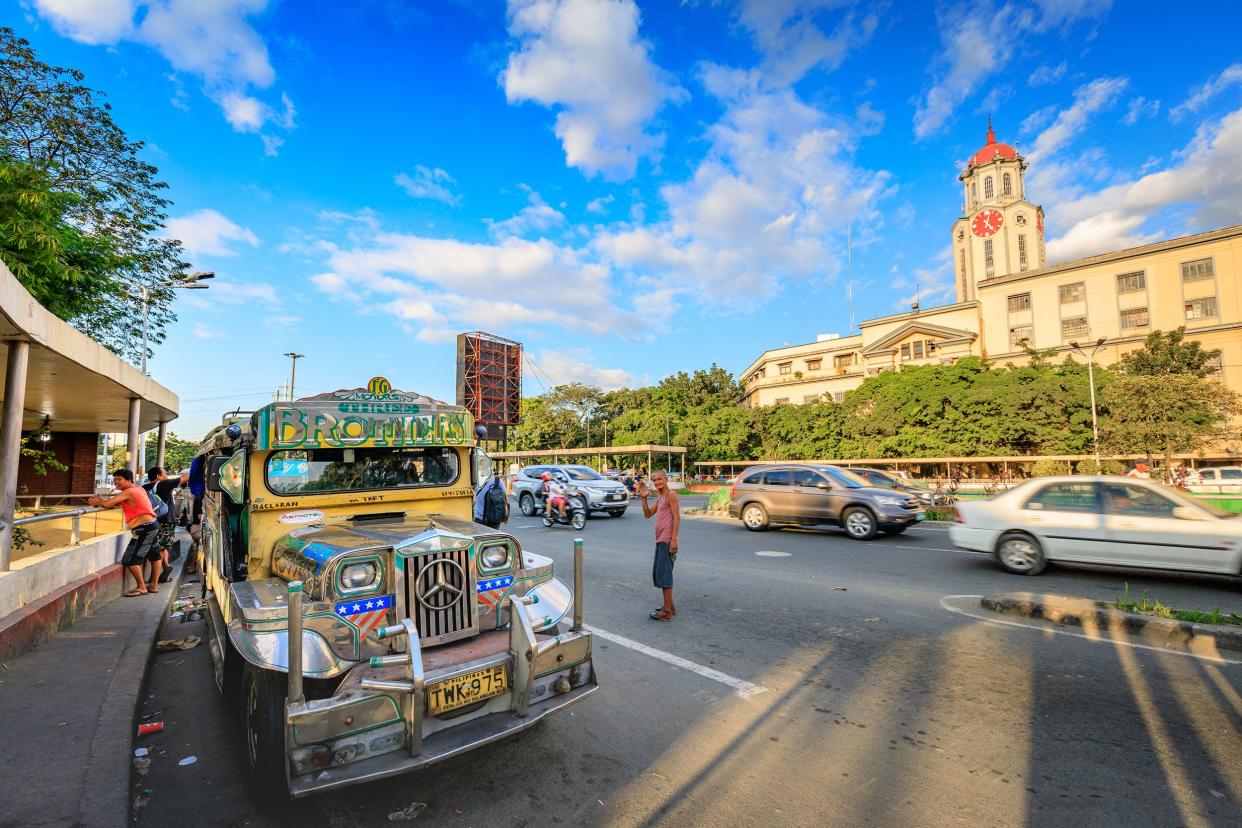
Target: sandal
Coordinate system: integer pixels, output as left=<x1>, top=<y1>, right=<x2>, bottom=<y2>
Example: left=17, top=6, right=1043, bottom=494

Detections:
left=124, top=589, right=148, bottom=597
left=648, top=610, right=673, bottom=621
left=155, top=636, right=202, bottom=652
left=652, top=607, right=677, bottom=616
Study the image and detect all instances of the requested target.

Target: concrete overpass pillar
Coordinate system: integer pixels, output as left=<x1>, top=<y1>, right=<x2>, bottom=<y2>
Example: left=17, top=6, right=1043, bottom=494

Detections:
left=127, top=398, right=141, bottom=474
left=0, top=340, right=31, bottom=571
left=155, top=421, right=167, bottom=471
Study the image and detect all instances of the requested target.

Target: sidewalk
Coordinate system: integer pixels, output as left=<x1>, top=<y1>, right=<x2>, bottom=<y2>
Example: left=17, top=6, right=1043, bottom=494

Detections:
left=0, top=553, right=184, bottom=828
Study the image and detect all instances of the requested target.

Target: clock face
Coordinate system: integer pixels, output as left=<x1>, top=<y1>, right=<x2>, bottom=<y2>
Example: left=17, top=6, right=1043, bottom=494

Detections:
left=971, top=209, right=1003, bottom=237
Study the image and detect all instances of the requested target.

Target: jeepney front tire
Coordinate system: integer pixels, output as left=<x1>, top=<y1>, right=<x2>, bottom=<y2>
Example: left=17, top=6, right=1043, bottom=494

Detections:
left=519, top=493, right=536, bottom=516
left=242, top=663, right=289, bottom=793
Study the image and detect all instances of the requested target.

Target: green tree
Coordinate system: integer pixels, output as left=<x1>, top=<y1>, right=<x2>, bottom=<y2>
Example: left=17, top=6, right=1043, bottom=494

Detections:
left=1100, top=374, right=1240, bottom=470
left=143, top=432, right=199, bottom=473
left=1119, top=327, right=1221, bottom=378
left=0, top=28, right=189, bottom=362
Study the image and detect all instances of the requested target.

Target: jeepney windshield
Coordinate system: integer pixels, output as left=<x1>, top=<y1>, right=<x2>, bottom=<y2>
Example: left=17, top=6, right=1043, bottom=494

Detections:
left=266, top=446, right=460, bottom=495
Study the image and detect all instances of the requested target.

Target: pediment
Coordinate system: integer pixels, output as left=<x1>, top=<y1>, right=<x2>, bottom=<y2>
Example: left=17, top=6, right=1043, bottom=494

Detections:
left=861, top=321, right=977, bottom=356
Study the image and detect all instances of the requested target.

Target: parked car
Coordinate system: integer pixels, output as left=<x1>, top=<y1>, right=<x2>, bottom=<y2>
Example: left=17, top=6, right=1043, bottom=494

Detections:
left=843, top=467, right=935, bottom=507
left=512, top=464, right=630, bottom=517
left=950, top=475, right=1242, bottom=576
left=727, top=463, right=925, bottom=540
left=1190, top=466, right=1242, bottom=492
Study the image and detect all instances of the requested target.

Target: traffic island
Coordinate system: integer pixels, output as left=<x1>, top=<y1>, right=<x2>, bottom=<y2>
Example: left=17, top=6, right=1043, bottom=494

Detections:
left=980, top=592, right=1242, bottom=656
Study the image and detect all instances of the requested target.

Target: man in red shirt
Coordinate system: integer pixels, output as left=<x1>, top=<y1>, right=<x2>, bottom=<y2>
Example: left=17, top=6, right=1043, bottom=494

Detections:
left=88, top=469, right=159, bottom=596
left=637, top=471, right=680, bottom=621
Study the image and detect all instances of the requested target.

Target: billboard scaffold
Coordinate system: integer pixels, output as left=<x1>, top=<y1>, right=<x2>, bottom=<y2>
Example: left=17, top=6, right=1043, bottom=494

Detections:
left=455, top=331, right=522, bottom=444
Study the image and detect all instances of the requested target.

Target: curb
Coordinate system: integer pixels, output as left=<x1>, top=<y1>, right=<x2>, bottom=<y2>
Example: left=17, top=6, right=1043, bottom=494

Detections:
left=0, top=564, right=124, bottom=662
left=980, top=592, right=1242, bottom=654
left=83, top=553, right=184, bottom=828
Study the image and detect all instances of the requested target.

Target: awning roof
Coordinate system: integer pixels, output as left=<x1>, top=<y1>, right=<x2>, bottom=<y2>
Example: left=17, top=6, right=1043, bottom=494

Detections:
left=0, top=261, right=178, bottom=433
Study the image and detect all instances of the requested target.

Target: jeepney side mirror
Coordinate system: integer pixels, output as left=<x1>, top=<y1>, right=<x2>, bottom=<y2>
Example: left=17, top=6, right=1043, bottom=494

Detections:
left=205, top=456, right=229, bottom=492
left=472, top=447, right=494, bottom=490
left=206, top=453, right=247, bottom=505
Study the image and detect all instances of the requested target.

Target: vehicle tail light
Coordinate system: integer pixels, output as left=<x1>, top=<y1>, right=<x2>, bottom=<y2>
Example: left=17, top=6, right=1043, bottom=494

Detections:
left=730, top=475, right=738, bottom=501
left=954, top=508, right=964, bottom=523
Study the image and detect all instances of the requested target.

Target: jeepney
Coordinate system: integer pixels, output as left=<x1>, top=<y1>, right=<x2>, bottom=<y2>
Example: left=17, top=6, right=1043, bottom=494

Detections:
left=194, top=380, right=597, bottom=797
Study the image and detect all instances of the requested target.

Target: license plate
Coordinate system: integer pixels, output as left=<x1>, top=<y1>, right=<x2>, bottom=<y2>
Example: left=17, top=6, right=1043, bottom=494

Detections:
left=608, top=494, right=623, bottom=501
left=427, top=665, right=507, bottom=715
left=915, top=511, right=926, bottom=521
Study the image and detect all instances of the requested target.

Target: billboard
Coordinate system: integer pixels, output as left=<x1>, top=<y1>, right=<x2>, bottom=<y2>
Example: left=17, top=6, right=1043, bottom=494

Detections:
left=455, top=331, right=522, bottom=440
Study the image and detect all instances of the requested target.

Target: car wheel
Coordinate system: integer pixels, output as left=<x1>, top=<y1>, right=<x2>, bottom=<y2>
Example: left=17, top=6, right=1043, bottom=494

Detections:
left=842, top=507, right=878, bottom=541
left=741, top=503, right=769, bottom=531
left=519, top=493, right=536, bottom=516
left=241, top=663, right=288, bottom=793
left=995, top=532, right=1047, bottom=575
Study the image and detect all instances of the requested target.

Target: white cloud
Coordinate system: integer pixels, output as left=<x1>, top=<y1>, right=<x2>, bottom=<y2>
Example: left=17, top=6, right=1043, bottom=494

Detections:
left=502, top=0, right=686, bottom=180
left=593, top=68, right=892, bottom=300
left=1028, top=61, right=1067, bottom=87
left=1123, top=96, right=1160, bottom=125
left=531, top=349, right=636, bottom=390
left=264, top=314, right=301, bottom=329
left=395, top=166, right=460, bottom=205
left=913, top=1, right=1112, bottom=139
left=735, top=0, right=879, bottom=86
left=1170, top=62, right=1242, bottom=122
left=165, top=208, right=259, bottom=258
left=1039, top=105, right=1242, bottom=261
left=201, top=281, right=281, bottom=306
left=191, top=322, right=215, bottom=339
left=1026, top=76, right=1127, bottom=164
left=487, top=186, right=565, bottom=238
left=32, top=0, right=294, bottom=150
left=585, top=194, right=614, bottom=214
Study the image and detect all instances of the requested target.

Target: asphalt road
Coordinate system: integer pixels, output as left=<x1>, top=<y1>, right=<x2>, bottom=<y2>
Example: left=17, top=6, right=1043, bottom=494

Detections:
left=134, top=506, right=1242, bottom=827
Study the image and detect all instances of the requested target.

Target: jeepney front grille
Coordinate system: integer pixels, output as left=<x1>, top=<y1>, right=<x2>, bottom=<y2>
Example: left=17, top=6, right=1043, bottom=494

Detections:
left=402, top=547, right=476, bottom=644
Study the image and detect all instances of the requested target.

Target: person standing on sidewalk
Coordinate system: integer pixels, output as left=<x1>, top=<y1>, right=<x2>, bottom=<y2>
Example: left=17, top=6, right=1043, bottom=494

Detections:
left=637, top=470, right=679, bottom=621
left=88, top=469, right=159, bottom=597
left=473, top=471, right=509, bottom=530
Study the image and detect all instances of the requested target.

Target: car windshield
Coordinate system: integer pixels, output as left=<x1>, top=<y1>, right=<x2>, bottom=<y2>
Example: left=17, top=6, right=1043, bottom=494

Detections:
left=563, top=466, right=603, bottom=481
left=861, top=470, right=898, bottom=487
left=266, top=447, right=459, bottom=495
left=819, top=466, right=869, bottom=488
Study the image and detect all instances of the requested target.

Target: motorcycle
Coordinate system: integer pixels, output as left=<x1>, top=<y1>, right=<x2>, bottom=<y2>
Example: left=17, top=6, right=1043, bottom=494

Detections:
left=540, top=488, right=588, bottom=530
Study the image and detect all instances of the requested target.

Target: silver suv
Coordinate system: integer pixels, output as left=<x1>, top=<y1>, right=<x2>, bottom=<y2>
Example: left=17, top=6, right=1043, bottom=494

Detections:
left=728, top=464, right=925, bottom=540
left=513, top=464, right=630, bottom=518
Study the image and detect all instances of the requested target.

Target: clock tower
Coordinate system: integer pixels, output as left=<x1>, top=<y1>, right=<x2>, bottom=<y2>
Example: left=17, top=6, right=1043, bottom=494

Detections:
left=951, top=118, right=1046, bottom=301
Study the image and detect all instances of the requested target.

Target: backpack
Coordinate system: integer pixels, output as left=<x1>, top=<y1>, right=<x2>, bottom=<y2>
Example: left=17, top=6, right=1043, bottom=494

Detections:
left=482, top=479, right=507, bottom=525
left=144, top=484, right=169, bottom=520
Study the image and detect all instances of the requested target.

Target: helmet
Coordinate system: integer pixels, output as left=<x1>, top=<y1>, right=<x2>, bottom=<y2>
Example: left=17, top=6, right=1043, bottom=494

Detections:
left=541, top=472, right=552, bottom=480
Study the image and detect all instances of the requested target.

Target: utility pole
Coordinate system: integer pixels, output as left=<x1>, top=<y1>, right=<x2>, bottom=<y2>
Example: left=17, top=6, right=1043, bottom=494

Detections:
left=284, top=353, right=305, bottom=401
left=1071, top=338, right=1108, bottom=469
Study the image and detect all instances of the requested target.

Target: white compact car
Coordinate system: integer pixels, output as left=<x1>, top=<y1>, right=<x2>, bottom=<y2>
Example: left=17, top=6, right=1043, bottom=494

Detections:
left=950, top=476, right=1242, bottom=576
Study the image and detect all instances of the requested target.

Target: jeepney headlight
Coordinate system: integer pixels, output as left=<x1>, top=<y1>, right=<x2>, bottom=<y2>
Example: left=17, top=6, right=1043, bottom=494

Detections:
left=340, top=561, right=379, bottom=590
left=480, top=544, right=510, bottom=570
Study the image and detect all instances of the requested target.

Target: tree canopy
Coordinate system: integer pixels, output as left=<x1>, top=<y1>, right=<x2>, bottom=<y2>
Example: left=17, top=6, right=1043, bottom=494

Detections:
left=0, top=28, right=188, bottom=362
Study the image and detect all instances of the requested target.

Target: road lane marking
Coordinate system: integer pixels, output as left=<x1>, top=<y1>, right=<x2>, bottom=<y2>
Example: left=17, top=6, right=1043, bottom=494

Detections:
left=755, top=550, right=791, bottom=557
left=585, top=625, right=769, bottom=698
left=891, top=544, right=976, bottom=555
left=939, top=594, right=1242, bottom=666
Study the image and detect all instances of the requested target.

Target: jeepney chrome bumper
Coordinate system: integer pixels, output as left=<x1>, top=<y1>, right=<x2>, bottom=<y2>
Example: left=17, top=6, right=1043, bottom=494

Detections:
left=283, top=594, right=597, bottom=797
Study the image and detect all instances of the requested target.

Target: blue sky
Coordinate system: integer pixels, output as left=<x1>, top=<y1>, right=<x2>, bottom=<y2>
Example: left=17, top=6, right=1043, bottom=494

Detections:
left=17, top=0, right=1242, bottom=438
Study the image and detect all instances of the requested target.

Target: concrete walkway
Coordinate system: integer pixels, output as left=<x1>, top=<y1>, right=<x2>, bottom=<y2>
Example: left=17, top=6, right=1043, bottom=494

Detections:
left=0, top=552, right=184, bottom=828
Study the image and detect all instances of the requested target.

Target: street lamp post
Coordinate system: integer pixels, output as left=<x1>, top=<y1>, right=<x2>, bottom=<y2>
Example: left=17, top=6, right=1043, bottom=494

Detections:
left=140, top=271, right=214, bottom=375
left=1071, top=337, right=1108, bottom=470
left=284, top=353, right=305, bottom=401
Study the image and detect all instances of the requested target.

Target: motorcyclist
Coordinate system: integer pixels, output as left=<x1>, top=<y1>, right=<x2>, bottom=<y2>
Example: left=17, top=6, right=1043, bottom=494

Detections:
left=546, top=472, right=569, bottom=521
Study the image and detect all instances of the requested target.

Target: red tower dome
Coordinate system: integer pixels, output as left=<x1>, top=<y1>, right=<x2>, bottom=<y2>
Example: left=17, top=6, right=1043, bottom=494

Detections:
left=969, top=116, right=1017, bottom=167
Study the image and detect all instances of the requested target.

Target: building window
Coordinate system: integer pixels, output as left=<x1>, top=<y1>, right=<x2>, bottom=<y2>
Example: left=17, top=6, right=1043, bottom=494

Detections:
left=900, top=343, right=911, bottom=361
left=984, top=176, right=994, bottom=199
left=834, top=353, right=853, bottom=372
left=1007, top=292, right=1031, bottom=312
left=1003, top=172, right=1012, bottom=196
left=1185, top=297, right=1218, bottom=320
left=1018, top=234, right=1028, bottom=270
left=1009, top=325, right=1033, bottom=350
left=1061, top=316, right=1089, bottom=341
left=926, top=340, right=938, bottom=354
left=833, top=392, right=846, bottom=403
left=1116, top=271, right=1146, bottom=293
left=778, top=362, right=792, bottom=375
left=984, top=238, right=995, bottom=277
left=1120, top=307, right=1150, bottom=330
left=913, top=341, right=924, bottom=358
left=958, top=248, right=966, bottom=292
left=971, top=180, right=977, bottom=206
left=1181, top=258, right=1215, bottom=282
left=803, top=394, right=819, bottom=404
left=774, top=397, right=789, bottom=405
left=1205, top=354, right=1224, bottom=377
left=1059, top=282, right=1085, bottom=304
left=805, top=358, right=821, bottom=371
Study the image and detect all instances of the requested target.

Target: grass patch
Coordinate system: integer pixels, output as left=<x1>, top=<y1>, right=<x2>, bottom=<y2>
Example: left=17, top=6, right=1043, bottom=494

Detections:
left=924, top=506, right=958, bottom=521
left=1112, top=583, right=1242, bottom=627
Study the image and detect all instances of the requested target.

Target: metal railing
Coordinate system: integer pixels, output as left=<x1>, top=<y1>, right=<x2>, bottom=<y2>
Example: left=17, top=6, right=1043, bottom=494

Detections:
left=9, top=506, right=105, bottom=546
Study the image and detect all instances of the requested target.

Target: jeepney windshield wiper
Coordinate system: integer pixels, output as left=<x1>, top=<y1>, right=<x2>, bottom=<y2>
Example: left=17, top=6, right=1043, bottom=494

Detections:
left=348, top=512, right=406, bottom=523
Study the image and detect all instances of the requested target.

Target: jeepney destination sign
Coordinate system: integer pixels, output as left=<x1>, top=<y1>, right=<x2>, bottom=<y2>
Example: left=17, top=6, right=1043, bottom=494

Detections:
left=257, top=385, right=472, bottom=449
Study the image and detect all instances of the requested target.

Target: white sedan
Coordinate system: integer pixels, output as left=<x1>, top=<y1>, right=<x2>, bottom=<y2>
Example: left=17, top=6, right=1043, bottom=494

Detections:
left=950, top=475, right=1242, bottom=576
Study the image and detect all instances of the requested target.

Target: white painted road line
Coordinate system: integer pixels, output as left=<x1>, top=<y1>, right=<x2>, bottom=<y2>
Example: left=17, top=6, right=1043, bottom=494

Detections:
left=939, top=594, right=1242, bottom=666
left=586, top=625, right=770, bottom=698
